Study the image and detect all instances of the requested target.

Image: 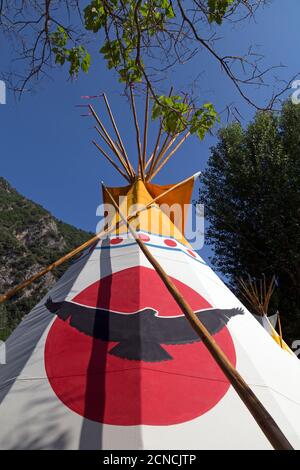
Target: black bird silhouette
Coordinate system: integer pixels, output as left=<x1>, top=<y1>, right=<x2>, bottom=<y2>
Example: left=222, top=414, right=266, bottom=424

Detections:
left=45, top=297, right=244, bottom=362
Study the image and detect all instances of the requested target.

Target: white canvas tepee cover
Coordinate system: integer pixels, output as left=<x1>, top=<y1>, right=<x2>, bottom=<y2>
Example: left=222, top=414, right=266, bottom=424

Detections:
left=1, top=179, right=300, bottom=450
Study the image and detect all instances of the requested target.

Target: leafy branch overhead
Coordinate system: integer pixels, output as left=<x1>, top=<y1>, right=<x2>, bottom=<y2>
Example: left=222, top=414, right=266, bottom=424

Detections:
left=208, top=0, right=235, bottom=24
left=1, top=1, right=290, bottom=139
left=49, top=1, right=238, bottom=139
left=51, top=27, right=91, bottom=76
left=152, top=96, right=219, bottom=139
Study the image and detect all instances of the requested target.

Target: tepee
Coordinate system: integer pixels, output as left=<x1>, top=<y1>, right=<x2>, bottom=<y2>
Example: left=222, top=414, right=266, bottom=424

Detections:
left=1, top=90, right=300, bottom=450
left=239, top=275, right=291, bottom=353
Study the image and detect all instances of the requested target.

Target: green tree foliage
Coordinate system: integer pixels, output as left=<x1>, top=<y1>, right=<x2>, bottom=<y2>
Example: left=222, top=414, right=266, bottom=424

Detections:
left=208, top=0, right=234, bottom=24
left=199, top=101, right=300, bottom=344
left=50, top=27, right=91, bottom=76
left=0, top=177, right=92, bottom=341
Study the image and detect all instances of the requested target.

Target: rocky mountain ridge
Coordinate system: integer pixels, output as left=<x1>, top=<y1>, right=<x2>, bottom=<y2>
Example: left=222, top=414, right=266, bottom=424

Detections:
left=0, top=177, right=92, bottom=340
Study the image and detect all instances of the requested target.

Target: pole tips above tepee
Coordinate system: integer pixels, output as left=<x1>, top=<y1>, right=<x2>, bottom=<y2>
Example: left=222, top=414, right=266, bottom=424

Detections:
left=82, top=88, right=191, bottom=183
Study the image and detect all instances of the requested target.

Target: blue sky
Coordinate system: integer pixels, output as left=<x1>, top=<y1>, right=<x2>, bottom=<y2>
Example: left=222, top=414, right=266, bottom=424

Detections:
left=0, top=0, right=299, bottom=267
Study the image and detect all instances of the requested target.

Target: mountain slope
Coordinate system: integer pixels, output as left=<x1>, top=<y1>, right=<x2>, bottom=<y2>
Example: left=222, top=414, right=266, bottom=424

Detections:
left=0, top=177, right=92, bottom=340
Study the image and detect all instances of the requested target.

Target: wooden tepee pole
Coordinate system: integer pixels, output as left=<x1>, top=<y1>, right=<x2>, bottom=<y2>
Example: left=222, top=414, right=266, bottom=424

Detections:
left=94, top=126, right=129, bottom=174
left=92, top=140, right=131, bottom=182
left=148, top=133, right=178, bottom=177
left=277, top=312, right=284, bottom=349
left=239, top=275, right=276, bottom=317
left=149, top=131, right=191, bottom=181
left=146, top=120, right=163, bottom=174
left=89, top=104, right=133, bottom=180
left=103, top=183, right=294, bottom=451
left=142, top=86, right=150, bottom=170
left=102, top=93, right=135, bottom=178
left=94, top=125, right=115, bottom=150
left=130, top=85, right=144, bottom=179
left=147, top=86, right=174, bottom=177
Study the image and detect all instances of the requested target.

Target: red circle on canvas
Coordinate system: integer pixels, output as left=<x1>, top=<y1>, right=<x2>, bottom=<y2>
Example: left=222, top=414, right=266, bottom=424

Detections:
left=45, top=266, right=236, bottom=425
left=164, top=239, right=177, bottom=247
left=110, top=237, right=123, bottom=245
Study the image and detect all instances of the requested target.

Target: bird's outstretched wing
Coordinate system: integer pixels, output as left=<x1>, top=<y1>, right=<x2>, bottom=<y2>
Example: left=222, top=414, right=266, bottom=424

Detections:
left=45, top=297, right=155, bottom=343
left=154, top=308, right=244, bottom=345
left=45, top=298, right=244, bottom=362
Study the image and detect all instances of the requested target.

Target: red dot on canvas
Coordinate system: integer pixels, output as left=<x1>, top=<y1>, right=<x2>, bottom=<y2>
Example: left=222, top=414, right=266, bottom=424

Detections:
left=110, top=237, right=123, bottom=245
left=138, top=234, right=150, bottom=242
left=187, top=249, right=196, bottom=258
left=164, top=239, right=177, bottom=247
